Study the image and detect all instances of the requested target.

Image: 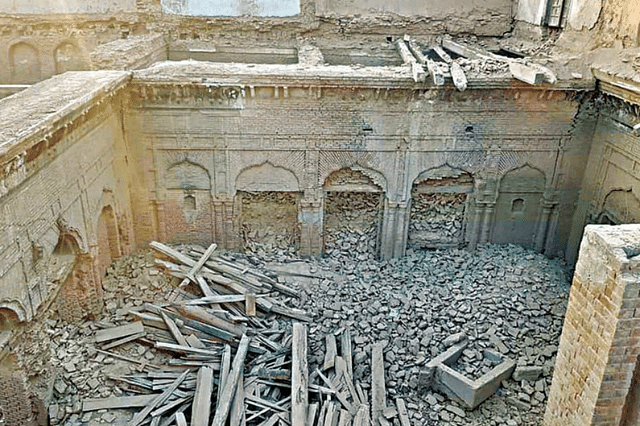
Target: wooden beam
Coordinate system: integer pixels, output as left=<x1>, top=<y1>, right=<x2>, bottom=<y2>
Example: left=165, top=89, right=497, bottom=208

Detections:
left=179, top=242, right=217, bottom=289
left=82, top=395, right=157, bottom=411
left=292, top=323, right=308, bottom=426
left=229, top=370, right=245, bottom=426
left=217, top=344, right=232, bottom=411
left=372, top=342, right=387, bottom=426
left=340, top=330, right=353, bottom=380
left=323, top=334, right=337, bottom=371
left=161, top=312, right=189, bottom=347
left=396, top=398, right=411, bottom=426
left=95, top=321, right=144, bottom=343
left=191, top=366, right=214, bottom=426
left=176, top=412, right=187, bottom=426
left=211, top=334, right=252, bottom=426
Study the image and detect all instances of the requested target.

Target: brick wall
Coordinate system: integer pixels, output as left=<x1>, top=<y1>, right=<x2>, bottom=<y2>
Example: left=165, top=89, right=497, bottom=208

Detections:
left=125, top=80, right=585, bottom=259
left=545, top=224, right=640, bottom=426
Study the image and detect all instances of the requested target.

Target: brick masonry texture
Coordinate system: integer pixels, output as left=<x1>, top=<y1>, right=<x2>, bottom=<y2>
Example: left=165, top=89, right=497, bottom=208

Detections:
left=545, top=224, right=640, bottom=426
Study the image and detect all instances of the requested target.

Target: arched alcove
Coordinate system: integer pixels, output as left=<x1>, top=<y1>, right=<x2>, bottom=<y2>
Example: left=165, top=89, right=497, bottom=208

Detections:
left=408, top=166, right=474, bottom=250
left=236, top=162, right=299, bottom=193
left=163, top=160, right=213, bottom=245
left=322, top=167, right=385, bottom=258
left=235, top=163, right=301, bottom=254
left=492, top=164, right=546, bottom=248
left=0, top=301, right=27, bottom=329
left=54, top=42, right=85, bottom=74
left=9, top=42, right=41, bottom=84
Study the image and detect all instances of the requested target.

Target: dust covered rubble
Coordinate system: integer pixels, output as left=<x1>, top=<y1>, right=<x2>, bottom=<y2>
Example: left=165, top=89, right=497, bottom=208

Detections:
left=38, top=241, right=569, bottom=426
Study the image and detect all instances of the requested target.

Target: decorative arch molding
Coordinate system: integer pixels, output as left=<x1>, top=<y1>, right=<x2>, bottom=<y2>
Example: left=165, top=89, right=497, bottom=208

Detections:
left=318, top=151, right=390, bottom=194
left=236, top=162, right=300, bottom=193
left=499, top=163, right=547, bottom=193
left=412, top=163, right=475, bottom=185
left=322, top=165, right=387, bottom=193
left=0, top=299, right=28, bottom=322
left=599, top=189, right=640, bottom=224
left=55, top=216, right=88, bottom=254
left=228, top=151, right=305, bottom=196
left=166, top=160, right=211, bottom=190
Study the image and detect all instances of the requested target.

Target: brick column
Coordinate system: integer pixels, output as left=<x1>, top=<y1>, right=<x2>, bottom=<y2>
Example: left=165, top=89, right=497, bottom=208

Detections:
left=545, top=224, right=640, bottom=426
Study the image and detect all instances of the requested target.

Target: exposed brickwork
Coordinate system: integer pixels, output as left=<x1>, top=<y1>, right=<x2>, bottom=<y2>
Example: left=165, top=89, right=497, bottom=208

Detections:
left=545, top=225, right=640, bottom=426
left=55, top=253, right=104, bottom=322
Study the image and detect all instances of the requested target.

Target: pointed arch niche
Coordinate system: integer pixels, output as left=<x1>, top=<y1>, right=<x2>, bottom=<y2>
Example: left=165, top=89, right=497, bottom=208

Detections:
left=235, top=163, right=301, bottom=254
left=408, top=165, right=474, bottom=250
left=322, top=167, right=385, bottom=258
left=492, top=164, right=546, bottom=248
left=163, top=160, right=213, bottom=245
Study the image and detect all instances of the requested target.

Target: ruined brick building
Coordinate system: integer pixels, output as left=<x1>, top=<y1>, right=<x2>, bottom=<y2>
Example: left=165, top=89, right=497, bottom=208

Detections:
left=0, top=0, right=639, bottom=424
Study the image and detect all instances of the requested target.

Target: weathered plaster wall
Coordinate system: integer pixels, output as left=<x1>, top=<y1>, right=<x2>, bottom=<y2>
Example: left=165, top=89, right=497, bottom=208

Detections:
left=123, top=66, right=587, bottom=260
left=559, top=0, right=640, bottom=48
left=568, top=94, right=640, bottom=263
left=515, top=0, right=546, bottom=25
left=0, top=71, right=133, bottom=322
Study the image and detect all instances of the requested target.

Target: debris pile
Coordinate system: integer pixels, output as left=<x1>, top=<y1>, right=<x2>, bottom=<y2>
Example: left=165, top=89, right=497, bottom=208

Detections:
left=408, top=193, right=466, bottom=249
left=31, top=238, right=571, bottom=426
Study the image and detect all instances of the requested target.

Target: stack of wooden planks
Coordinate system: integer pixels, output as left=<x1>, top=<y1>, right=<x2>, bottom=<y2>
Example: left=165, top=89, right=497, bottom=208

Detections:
left=79, top=241, right=408, bottom=425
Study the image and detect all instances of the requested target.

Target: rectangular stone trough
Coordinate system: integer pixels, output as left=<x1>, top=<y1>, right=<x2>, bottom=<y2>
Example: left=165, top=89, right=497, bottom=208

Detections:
left=419, top=342, right=516, bottom=409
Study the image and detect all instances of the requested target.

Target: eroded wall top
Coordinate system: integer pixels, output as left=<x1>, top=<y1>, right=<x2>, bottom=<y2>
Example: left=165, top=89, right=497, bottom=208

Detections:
left=161, top=0, right=300, bottom=17
left=0, top=0, right=137, bottom=14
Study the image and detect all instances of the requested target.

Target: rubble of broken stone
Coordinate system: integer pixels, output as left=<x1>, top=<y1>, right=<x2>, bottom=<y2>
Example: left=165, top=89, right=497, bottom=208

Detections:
left=7, top=239, right=569, bottom=426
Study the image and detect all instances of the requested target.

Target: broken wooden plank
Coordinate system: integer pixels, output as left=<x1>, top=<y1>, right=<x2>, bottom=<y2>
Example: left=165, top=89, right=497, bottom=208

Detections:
left=155, top=342, right=219, bottom=358
left=335, top=357, right=360, bottom=406
left=150, top=241, right=215, bottom=297
left=372, top=342, right=387, bottom=426
left=171, top=304, right=247, bottom=338
left=82, top=395, right=158, bottom=411
left=158, top=401, right=191, bottom=426
left=340, top=329, right=353, bottom=380
left=266, top=300, right=313, bottom=322
left=246, top=293, right=257, bottom=317
left=161, top=312, right=189, bottom=347
left=150, top=396, right=191, bottom=418
left=323, top=401, right=338, bottom=426
left=307, top=403, right=319, bottom=426
left=191, top=366, right=214, bottom=426
left=441, top=38, right=481, bottom=60
left=396, top=398, right=411, bottom=426
left=176, top=412, right=187, bottom=426
left=316, top=369, right=352, bottom=412
left=217, top=344, right=232, bottom=411
left=179, top=242, right=217, bottom=287
left=338, top=409, right=350, bottom=426
left=95, top=321, right=144, bottom=343
left=323, top=334, right=337, bottom=371
left=211, top=334, right=251, bottom=426
left=186, top=334, right=206, bottom=349
left=127, top=369, right=191, bottom=426
left=97, top=349, right=160, bottom=370
left=101, top=331, right=146, bottom=351
left=185, top=295, right=248, bottom=305
left=292, top=323, right=308, bottom=426
left=229, top=369, right=245, bottom=426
